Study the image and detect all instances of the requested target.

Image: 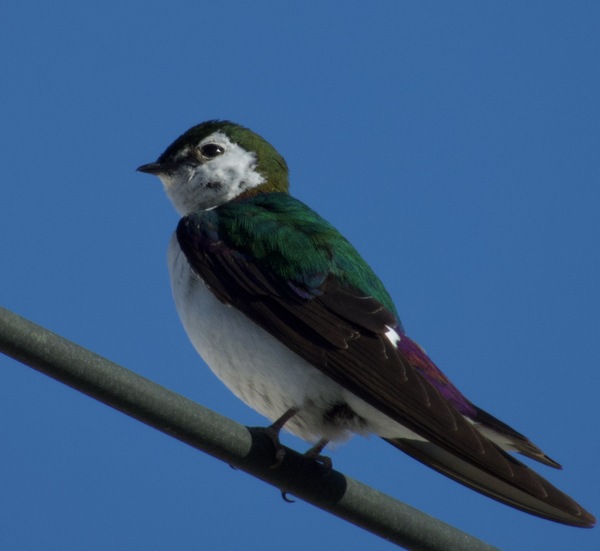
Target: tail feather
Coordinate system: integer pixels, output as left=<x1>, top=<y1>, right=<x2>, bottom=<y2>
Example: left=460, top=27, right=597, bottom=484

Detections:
left=470, top=405, right=562, bottom=469
left=384, top=437, right=595, bottom=528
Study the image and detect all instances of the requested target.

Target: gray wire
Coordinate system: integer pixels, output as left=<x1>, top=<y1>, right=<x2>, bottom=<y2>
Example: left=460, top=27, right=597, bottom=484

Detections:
left=0, top=306, right=499, bottom=551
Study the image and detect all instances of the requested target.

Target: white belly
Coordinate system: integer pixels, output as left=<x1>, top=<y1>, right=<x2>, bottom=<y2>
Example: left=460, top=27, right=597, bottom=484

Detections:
left=167, top=234, right=421, bottom=444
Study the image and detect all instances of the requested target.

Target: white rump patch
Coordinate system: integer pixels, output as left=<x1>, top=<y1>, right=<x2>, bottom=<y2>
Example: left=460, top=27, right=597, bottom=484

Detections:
left=385, top=325, right=402, bottom=347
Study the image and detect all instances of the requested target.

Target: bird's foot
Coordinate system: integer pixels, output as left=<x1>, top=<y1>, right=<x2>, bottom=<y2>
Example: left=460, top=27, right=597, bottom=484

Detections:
left=305, top=439, right=332, bottom=474
left=280, top=439, right=332, bottom=503
left=254, top=408, right=298, bottom=469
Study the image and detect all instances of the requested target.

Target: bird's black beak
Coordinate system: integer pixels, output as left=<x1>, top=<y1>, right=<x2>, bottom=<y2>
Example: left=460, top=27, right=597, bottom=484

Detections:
left=137, top=162, right=163, bottom=175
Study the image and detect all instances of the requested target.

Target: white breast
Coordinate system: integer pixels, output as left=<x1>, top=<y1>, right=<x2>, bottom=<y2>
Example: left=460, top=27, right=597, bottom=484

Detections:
left=167, top=234, right=421, bottom=445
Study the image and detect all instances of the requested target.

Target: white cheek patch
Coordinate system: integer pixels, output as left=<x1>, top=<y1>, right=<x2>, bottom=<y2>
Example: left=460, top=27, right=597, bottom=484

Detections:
left=164, top=131, right=266, bottom=215
left=197, top=132, right=265, bottom=195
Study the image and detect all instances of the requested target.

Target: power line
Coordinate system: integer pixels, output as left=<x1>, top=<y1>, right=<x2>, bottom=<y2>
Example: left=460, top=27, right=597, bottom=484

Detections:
left=0, top=306, right=499, bottom=551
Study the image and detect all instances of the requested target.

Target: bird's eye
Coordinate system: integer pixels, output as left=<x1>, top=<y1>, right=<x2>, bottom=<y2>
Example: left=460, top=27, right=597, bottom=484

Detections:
left=199, top=143, right=225, bottom=159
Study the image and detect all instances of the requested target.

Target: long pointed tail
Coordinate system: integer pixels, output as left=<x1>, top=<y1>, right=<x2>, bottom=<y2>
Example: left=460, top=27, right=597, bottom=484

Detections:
left=384, top=437, right=595, bottom=528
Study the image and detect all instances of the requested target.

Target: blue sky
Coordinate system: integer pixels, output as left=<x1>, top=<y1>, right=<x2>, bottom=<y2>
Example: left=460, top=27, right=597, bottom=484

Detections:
left=1, top=2, right=599, bottom=550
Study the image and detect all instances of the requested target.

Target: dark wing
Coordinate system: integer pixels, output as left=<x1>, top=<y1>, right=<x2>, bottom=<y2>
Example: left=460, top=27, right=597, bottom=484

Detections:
left=177, top=216, right=595, bottom=528
left=396, top=334, right=564, bottom=469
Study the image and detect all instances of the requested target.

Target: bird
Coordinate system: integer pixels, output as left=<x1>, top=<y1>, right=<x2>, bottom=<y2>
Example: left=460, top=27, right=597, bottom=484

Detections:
left=138, top=120, right=595, bottom=528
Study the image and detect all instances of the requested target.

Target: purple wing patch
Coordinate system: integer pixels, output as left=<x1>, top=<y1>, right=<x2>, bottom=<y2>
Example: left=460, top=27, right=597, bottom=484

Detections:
left=397, top=335, right=477, bottom=418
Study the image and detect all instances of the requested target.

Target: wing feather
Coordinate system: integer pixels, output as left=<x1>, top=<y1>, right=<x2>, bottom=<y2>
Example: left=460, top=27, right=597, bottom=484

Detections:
left=176, top=211, right=595, bottom=527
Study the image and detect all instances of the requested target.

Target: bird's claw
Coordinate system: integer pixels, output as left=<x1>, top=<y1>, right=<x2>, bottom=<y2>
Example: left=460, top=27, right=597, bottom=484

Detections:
left=253, top=408, right=298, bottom=469
left=281, top=491, right=295, bottom=503
left=305, top=439, right=332, bottom=475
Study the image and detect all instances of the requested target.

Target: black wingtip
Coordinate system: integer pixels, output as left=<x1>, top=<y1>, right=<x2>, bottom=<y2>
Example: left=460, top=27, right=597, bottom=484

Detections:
left=384, top=437, right=595, bottom=528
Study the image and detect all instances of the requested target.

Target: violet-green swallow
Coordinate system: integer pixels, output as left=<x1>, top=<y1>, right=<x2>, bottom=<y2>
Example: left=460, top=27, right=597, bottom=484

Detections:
left=138, top=120, right=594, bottom=528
